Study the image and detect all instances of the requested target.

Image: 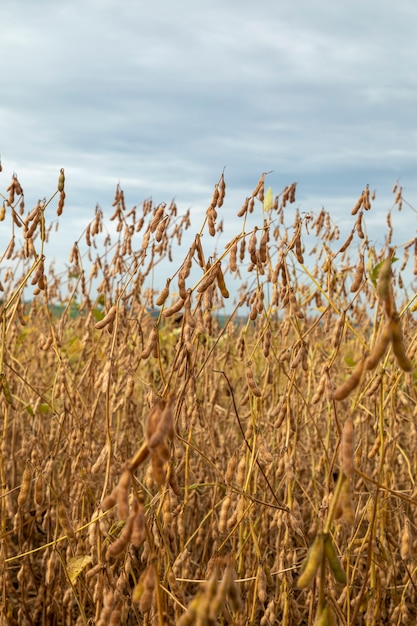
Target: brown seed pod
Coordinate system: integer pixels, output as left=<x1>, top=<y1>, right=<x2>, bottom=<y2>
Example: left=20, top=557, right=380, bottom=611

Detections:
left=58, top=502, right=76, bottom=539
left=140, top=326, right=158, bottom=360
left=295, top=235, right=304, bottom=264
left=155, top=216, right=168, bottom=242
left=400, top=518, right=412, bottom=560
left=229, top=241, right=238, bottom=272
left=237, top=197, right=250, bottom=217
left=355, top=212, right=365, bottom=239
left=311, top=372, right=327, bottom=404
left=365, top=322, right=393, bottom=370
left=219, top=495, right=232, bottom=533
left=147, top=397, right=175, bottom=450
left=119, top=467, right=132, bottom=515
left=251, top=173, right=266, bottom=200
left=246, top=363, right=262, bottom=397
left=216, top=263, right=229, bottom=298
left=106, top=512, right=135, bottom=558
left=151, top=453, right=166, bottom=485
left=34, top=473, right=44, bottom=506
left=156, top=281, right=170, bottom=306
left=350, top=256, right=364, bottom=293
left=101, top=492, right=117, bottom=512
left=257, top=564, right=268, bottom=603
left=341, top=417, right=354, bottom=479
left=332, top=312, right=346, bottom=348
left=17, top=462, right=32, bottom=508
left=333, top=357, right=366, bottom=401
left=131, top=502, right=146, bottom=548
left=337, top=229, right=354, bottom=255
left=58, top=168, right=65, bottom=192
left=262, top=327, right=272, bottom=358
left=197, top=262, right=218, bottom=293
left=336, top=478, right=355, bottom=525
left=376, top=256, right=395, bottom=317
left=363, top=184, right=371, bottom=210
left=218, top=174, right=226, bottom=207
left=351, top=192, right=364, bottom=216
left=95, top=305, right=117, bottom=330
left=57, top=190, right=65, bottom=216
left=150, top=204, right=166, bottom=232
left=290, top=343, right=305, bottom=369
left=162, top=297, right=184, bottom=318
left=259, top=228, right=269, bottom=264
left=391, top=313, right=413, bottom=371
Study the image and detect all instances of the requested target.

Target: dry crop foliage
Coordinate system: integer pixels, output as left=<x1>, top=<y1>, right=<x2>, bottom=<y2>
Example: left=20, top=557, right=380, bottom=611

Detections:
left=0, top=167, right=417, bottom=625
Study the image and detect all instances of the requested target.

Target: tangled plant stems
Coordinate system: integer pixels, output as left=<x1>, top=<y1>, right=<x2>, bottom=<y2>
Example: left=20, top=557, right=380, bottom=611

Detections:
left=0, top=166, right=417, bottom=625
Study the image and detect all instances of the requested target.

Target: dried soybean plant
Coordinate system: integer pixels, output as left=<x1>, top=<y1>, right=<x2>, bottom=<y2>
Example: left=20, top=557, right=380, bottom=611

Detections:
left=1, top=164, right=417, bottom=625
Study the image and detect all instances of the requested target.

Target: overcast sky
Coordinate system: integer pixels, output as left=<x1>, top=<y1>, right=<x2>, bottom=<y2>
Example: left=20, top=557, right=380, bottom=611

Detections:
left=1, top=0, right=417, bottom=290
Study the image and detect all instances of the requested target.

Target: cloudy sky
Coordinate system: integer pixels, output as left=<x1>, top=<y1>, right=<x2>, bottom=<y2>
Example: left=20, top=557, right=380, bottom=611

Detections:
left=1, top=0, right=417, bottom=289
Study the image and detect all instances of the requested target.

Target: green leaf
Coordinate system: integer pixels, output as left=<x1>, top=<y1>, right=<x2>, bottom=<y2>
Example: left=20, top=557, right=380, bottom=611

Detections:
left=92, top=308, right=104, bottom=322
left=369, top=256, right=398, bottom=287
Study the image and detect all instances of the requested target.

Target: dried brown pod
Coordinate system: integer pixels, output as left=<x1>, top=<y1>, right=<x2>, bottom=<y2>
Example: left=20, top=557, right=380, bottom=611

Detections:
left=295, top=235, right=304, bottom=264
left=400, top=519, right=412, bottom=560
left=365, top=322, right=393, bottom=370
left=57, top=190, right=65, bottom=216
left=17, top=462, right=32, bottom=508
left=156, top=281, right=170, bottom=306
left=58, top=502, right=76, bottom=539
left=218, top=173, right=226, bottom=207
left=116, top=469, right=131, bottom=520
left=147, top=396, right=175, bottom=450
left=106, top=511, right=135, bottom=558
left=311, top=371, right=328, bottom=404
left=246, top=362, right=262, bottom=397
left=131, top=501, right=146, bottom=548
left=336, top=478, right=355, bottom=525
left=333, top=357, right=366, bottom=401
left=155, top=215, right=168, bottom=242
left=162, top=296, right=184, bottom=318
left=140, top=326, right=158, bottom=360
left=216, top=263, right=229, bottom=298
left=391, top=313, right=413, bottom=371
left=101, top=492, right=117, bottom=512
left=251, top=172, right=266, bottom=200
left=355, top=212, right=365, bottom=239
left=58, top=168, right=65, bottom=192
left=350, top=256, right=364, bottom=293
left=290, top=343, right=305, bottom=369
left=95, top=305, right=117, bottom=330
left=337, top=229, right=354, bottom=255
left=351, top=193, right=364, bottom=216
left=257, top=564, right=268, bottom=603
left=237, top=197, right=250, bottom=217
left=332, top=312, right=346, bottom=348
left=341, top=417, right=354, bottom=478
left=197, top=262, right=218, bottom=293
left=229, top=241, right=238, bottom=272
left=363, top=184, right=371, bottom=210
left=376, top=256, right=395, bottom=317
